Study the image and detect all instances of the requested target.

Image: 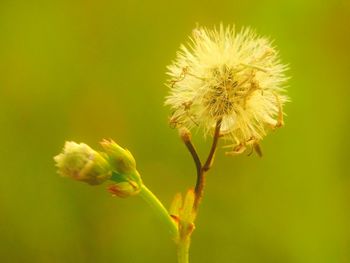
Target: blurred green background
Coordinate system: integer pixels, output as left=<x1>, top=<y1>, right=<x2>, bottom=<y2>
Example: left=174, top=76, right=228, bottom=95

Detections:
left=1, top=0, right=349, bottom=262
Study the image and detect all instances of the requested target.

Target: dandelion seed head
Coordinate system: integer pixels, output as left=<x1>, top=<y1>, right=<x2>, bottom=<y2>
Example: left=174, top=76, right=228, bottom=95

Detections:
left=165, top=24, right=288, bottom=154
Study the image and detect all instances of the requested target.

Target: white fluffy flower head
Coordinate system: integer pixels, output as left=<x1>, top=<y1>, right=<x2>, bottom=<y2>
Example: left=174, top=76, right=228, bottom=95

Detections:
left=165, top=25, right=288, bottom=154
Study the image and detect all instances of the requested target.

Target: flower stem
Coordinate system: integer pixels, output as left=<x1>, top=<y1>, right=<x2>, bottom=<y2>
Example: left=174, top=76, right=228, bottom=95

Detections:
left=194, top=119, right=222, bottom=209
left=139, top=184, right=178, bottom=239
left=177, top=237, right=190, bottom=263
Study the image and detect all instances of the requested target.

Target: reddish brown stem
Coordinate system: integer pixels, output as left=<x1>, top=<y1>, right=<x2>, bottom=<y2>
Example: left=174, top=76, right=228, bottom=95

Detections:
left=182, top=139, right=202, bottom=183
left=193, top=119, right=222, bottom=209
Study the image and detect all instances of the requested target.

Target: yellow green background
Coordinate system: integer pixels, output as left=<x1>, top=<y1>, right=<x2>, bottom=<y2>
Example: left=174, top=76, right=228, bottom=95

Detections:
left=1, top=0, right=349, bottom=262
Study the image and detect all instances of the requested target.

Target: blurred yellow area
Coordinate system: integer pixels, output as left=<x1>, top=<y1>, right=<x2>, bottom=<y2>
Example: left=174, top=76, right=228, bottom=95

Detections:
left=0, top=0, right=349, bottom=262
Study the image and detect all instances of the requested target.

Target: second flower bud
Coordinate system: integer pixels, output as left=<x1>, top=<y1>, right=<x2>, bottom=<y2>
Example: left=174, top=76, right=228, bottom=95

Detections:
left=101, top=139, right=142, bottom=197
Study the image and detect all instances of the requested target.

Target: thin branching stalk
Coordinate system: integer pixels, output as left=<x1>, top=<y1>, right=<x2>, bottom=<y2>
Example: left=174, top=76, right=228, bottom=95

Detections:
left=178, top=119, right=222, bottom=262
left=194, top=119, right=222, bottom=209
left=182, top=138, right=202, bottom=183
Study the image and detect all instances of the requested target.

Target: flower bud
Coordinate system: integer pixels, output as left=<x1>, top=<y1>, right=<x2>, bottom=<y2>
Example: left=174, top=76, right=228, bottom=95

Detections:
left=54, top=141, right=112, bottom=185
left=107, top=181, right=141, bottom=198
left=100, top=139, right=137, bottom=174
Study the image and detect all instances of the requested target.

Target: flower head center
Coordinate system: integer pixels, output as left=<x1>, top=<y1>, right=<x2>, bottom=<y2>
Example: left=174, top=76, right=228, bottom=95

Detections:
left=203, top=65, right=238, bottom=117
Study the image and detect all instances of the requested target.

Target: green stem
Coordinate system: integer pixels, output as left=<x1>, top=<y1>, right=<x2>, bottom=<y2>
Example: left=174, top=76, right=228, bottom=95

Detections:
left=139, top=184, right=178, bottom=239
left=177, top=237, right=190, bottom=263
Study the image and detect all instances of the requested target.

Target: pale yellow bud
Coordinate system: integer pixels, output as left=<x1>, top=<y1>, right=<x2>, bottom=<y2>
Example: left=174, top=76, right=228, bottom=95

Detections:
left=100, top=139, right=136, bottom=175
left=54, top=141, right=111, bottom=185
